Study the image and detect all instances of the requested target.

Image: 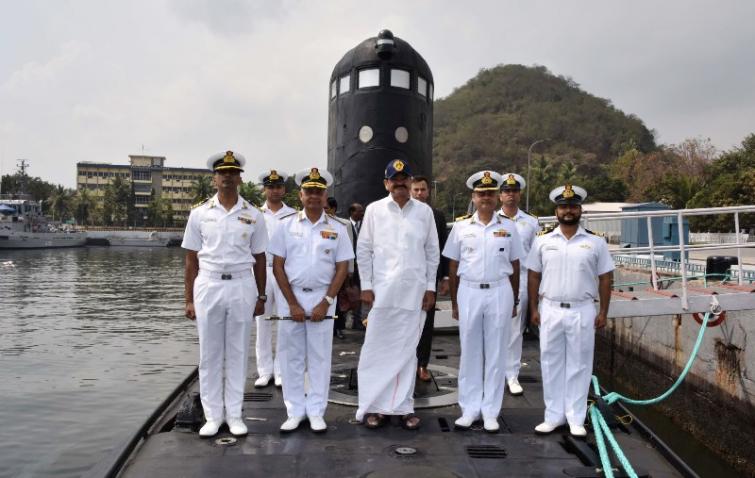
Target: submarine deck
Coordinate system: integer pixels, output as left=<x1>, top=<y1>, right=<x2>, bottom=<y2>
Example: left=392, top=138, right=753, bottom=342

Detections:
left=105, top=328, right=691, bottom=478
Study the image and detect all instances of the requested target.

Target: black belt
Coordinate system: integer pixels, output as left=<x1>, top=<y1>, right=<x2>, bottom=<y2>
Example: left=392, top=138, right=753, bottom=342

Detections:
left=221, top=274, right=233, bottom=280
left=559, top=302, right=571, bottom=309
left=478, top=283, right=491, bottom=289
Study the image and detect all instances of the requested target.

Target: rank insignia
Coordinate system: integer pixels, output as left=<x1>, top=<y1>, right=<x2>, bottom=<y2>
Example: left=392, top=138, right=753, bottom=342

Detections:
left=493, top=229, right=511, bottom=237
left=320, top=230, right=338, bottom=240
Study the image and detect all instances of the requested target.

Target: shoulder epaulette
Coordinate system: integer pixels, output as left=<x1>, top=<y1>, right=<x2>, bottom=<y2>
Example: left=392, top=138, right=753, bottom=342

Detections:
left=279, top=211, right=297, bottom=220
left=537, top=224, right=556, bottom=236
left=585, top=228, right=596, bottom=235
left=455, top=213, right=472, bottom=222
left=192, top=198, right=209, bottom=209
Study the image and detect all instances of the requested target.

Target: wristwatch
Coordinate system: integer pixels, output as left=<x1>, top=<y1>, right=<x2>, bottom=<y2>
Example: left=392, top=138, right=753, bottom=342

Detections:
left=323, top=295, right=335, bottom=305
left=258, top=295, right=268, bottom=302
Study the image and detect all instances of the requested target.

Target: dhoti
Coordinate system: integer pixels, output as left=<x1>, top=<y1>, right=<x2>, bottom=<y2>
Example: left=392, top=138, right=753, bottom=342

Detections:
left=194, top=270, right=256, bottom=421
left=276, top=286, right=336, bottom=419
left=355, top=307, right=426, bottom=421
left=255, top=265, right=281, bottom=378
left=457, top=279, right=513, bottom=419
left=539, top=298, right=596, bottom=426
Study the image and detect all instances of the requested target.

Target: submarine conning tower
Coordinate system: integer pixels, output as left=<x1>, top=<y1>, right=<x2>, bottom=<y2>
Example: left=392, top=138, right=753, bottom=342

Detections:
left=327, top=29, right=434, bottom=213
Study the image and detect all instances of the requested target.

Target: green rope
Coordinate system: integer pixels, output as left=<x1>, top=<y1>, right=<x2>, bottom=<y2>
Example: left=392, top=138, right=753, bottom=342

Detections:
left=589, top=311, right=712, bottom=477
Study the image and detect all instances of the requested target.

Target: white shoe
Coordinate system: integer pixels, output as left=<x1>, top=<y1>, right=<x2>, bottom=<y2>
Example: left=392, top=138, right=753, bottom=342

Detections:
left=507, top=378, right=524, bottom=396
left=199, top=419, right=222, bottom=437
left=254, top=374, right=272, bottom=388
left=309, top=416, right=327, bottom=433
left=274, top=375, right=283, bottom=387
left=454, top=415, right=477, bottom=429
left=483, top=417, right=500, bottom=433
left=534, top=421, right=565, bottom=434
left=280, top=416, right=304, bottom=432
left=569, top=424, right=587, bottom=437
left=227, top=417, right=248, bottom=436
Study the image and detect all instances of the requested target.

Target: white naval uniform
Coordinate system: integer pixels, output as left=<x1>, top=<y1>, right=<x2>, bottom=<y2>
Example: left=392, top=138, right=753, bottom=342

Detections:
left=355, top=196, right=439, bottom=421
left=499, top=209, right=539, bottom=382
left=256, top=201, right=297, bottom=379
left=268, top=211, right=354, bottom=419
left=443, top=212, right=524, bottom=419
left=526, top=226, right=614, bottom=426
left=181, top=194, right=267, bottom=422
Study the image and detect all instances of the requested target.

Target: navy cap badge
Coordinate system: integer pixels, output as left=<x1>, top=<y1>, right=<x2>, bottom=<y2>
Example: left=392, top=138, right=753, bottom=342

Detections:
left=481, top=171, right=493, bottom=185
left=223, top=151, right=235, bottom=164
left=310, top=168, right=320, bottom=180
left=393, top=160, right=404, bottom=172
left=269, top=170, right=279, bottom=181
left=506, top=174, right=517, bottom=185
left=563, top=184, right=575, bottom=199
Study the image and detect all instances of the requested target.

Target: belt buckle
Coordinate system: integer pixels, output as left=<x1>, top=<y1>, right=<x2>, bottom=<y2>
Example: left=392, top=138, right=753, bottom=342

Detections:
left=221, top=273, right=232, bottom=280
left=303, top=288, right=313, bottom=292
left=480, top=283, right=490, bottom=289
left=559, top=302, right=570, bottom=309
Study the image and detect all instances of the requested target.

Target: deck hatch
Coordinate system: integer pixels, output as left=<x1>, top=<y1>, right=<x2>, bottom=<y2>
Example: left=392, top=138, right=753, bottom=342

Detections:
left=244, top=392, right=273, bottom=402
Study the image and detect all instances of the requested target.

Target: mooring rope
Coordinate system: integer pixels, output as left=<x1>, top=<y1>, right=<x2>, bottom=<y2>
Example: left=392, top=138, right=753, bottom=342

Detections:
left=588, top=311, right=713, bottom=478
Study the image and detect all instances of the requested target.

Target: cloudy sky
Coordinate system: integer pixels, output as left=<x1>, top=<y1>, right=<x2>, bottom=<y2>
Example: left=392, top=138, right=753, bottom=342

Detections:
left=1, top=0, right=753, bottom=187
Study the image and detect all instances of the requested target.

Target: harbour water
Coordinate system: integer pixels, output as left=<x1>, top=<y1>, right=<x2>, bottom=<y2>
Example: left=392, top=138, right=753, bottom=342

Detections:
left=0, top=248, right=197, bottom=478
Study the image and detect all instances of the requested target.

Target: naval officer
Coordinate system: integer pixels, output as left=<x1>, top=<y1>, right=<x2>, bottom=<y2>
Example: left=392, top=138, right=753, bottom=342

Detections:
left=254, top=169, right=296, bottom=388
left=443, top=171, right=524, bottom=432
left=355, top=159, right=439, bottom=431
left=269, top=167, right=353, bottom=433
left=498, top=173, right=540, bottom=396
left=526, top=184, right=614, bottom=437
left=182, top=150, right=268, bottom=437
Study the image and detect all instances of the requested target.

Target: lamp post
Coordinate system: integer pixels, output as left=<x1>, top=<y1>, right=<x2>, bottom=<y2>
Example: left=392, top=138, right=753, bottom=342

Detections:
left=526, top=139, right=547, bottom=212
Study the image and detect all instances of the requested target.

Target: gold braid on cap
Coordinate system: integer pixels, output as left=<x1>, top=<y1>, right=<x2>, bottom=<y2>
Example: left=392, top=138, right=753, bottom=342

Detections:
left=563, top=184, right=575, bottom=199
left=223, top=151, right=235, bottom=164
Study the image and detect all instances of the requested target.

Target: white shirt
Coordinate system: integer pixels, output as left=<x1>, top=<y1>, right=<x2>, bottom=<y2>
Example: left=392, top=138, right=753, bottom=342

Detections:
left=356, top=195, right=440, bottom=310
left=526, top=226, right=615, bottom=302
left=181, top=193, right=268, bottom=272
left=499, top=208, right=540, bottom=278
left=268, top=211, right=354, bottom=290
left=443, top=212, right=524, bottom=282
left=261, top=201, right=297, bottom=266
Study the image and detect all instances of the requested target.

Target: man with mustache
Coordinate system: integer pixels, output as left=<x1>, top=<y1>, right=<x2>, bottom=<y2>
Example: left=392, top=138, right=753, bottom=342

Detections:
left=526, top=184, right=614, bottom=437
left=182, top=150, right=268, bottom=438
left=355, top=159, right=440, bottom=431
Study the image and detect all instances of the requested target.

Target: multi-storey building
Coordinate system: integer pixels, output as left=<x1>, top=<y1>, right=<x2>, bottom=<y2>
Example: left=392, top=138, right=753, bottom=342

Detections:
left=76, top=155, right=212, bottom=224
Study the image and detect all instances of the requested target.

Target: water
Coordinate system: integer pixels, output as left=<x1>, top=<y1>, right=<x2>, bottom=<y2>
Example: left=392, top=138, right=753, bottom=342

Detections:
left=0, top=247, right=198, bottom=478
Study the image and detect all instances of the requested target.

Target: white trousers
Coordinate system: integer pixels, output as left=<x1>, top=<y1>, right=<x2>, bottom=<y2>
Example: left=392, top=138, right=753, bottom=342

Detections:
left=506, top=273, right=528, bottom=381
left=277, top=287, right=336, bottom=418
left=194, top=273, right=256, bottom=421
left=538, top=299, right=596, bottom=426
left=457, top=281, right=513, bottom=419
left=355, top=307, right=426, bottom=421
left=255, top=265, right=281, bottom=377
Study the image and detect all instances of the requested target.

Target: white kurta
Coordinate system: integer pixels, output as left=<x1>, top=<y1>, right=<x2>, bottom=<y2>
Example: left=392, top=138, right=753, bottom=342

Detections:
left=256, top=201, right=296, bottom=378
left=181, top=194, right=267, bottom=421
left=526, top=226, right=615, bottom=426
left=355, top=196, right=439, bottom=421
left=498, top=209, right=539, bottom=381
left=443, top=212, right=524, bottom=419
left=268, top=211, right=354, bottom=418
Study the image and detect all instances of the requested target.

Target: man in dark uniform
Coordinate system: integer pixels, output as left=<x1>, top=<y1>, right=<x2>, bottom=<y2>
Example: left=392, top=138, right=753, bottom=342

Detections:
left=410, top=175, right=449, bottom=382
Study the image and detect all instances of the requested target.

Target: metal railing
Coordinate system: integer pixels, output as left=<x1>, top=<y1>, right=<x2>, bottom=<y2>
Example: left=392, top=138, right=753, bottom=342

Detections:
left=538, top=205, right=755, bottom=310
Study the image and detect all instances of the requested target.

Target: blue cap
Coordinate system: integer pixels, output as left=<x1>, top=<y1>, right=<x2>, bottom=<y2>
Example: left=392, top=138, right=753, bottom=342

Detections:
left=384, top=159, right=412, bottom=179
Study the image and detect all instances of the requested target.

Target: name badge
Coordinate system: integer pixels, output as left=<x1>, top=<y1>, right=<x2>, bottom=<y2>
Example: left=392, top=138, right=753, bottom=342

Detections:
left=321, top=230, right=338, bottom=240
left=493, top=229, right=510, bottom=237
left=579, top=243, right=592, bottom=249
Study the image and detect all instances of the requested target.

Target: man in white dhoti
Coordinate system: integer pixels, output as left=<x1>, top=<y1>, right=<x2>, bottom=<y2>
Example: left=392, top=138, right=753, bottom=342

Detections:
left=498, top=173, right=540, bottom=396
left=254, top=169, right=296, bottom=388
left=269, top=168, right=353, bottom=433
left=182, top=150, right=268, bottom=438
left=526, top=184, right=614, bottom=437
left=443, top=171, right=523, bottom=433
left=355, top=159, right=440, bottom=430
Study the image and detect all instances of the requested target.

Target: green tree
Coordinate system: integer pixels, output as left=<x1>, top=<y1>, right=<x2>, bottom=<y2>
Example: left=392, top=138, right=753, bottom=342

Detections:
left=75, top=189, right=95, bottom=226
left=102, top=176, right=130, bottom=226
left=239, top=181, right=264, bottom=206
left=49, top=185, right=74, bottom=222
left=146, top=196, right=174, bottom=227
left=191, top=175, right=214, bottom=203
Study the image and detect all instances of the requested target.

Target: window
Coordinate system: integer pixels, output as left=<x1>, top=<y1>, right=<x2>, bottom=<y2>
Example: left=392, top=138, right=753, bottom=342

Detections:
left=339, top=74, right=350, bottom=95
left=330, top=81, right=337, bottom=99
left=429, top=83, right=434, bottom=100
left=390, top=69, right=410, bottom=89
left=358, top=68, right=380, bottom=88
left=418, top=77, right=427, bottom=97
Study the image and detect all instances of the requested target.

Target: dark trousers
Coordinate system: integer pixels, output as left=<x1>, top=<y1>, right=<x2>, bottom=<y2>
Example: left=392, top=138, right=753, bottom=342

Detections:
left=416, top=306, right=435, bottom=367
